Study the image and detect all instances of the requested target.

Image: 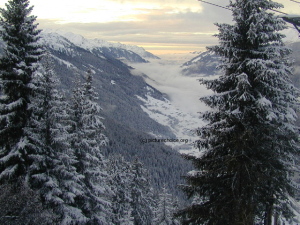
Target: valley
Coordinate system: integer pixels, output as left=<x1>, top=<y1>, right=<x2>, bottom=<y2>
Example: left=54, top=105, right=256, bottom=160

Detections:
left=129, top=57, right=210, bottom=153
left=1, top=0, right=300, bottom=223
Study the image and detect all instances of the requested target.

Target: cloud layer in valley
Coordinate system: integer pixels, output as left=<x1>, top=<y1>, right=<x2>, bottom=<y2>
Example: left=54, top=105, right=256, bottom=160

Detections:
left=130, top=58, right=212, bottom=116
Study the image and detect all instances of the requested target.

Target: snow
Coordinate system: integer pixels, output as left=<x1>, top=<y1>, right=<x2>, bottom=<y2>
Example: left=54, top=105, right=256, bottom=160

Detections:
left=51, top=55, right=76, bottom=69
left=41, top=29, right=156, bottom=59
left=136, top=93, right=201, bottom=150
left=138, top=92, right=204, bottom=149
left=39, top=32, right=73, bottom=52
left=17, top=137, right=28, bottom=150
left=0, top=165, right=18, bottom=180
left=257, top=96, right=272, bottom=108
left=5, top=98, right=24, bottom=111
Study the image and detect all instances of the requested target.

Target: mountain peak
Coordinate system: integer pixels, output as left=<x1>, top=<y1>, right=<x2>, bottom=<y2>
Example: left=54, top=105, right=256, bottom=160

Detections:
left=41, top=29, right=159, bottom=61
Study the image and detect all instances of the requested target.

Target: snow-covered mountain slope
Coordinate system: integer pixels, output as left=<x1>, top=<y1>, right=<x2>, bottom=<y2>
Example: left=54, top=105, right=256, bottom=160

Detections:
left=180, top=41, right=300, bottom=79
left=0, top=31, right=193, bottom=197
left=136, top=89, right=205, bottom=152
left=21, top=32, right=191, bottom=196
left=41, top=30, right=159, bottom=63
left=181, top=51, right=222, bottom=77
left=39, top=33, right=174, bottom=138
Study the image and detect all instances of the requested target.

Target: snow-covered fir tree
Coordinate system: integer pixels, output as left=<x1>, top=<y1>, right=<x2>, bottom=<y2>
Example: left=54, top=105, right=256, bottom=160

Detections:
left=0, top=0, right=43, bottom=180
left=70, top=70, right=111, bottom=224
left=153, top=185, right=180, bottom=225
left=107, top=155, right=134, bottom=225
left=177, top=0, right=300, bottom=224
left=130, top=159, right=155, bottom=225
left=28, top=55, right=88, bottom=224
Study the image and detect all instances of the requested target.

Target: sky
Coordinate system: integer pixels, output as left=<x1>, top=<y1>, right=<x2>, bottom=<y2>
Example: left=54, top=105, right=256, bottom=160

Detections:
left=0, top=0, right=299, bottom=55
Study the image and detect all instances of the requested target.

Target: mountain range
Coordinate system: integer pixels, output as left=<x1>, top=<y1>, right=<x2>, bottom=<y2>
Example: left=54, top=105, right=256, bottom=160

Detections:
left=41, top=30, right=159, bottom=63
left=181, top=42, right=300, bottom=81
left=3, top=30, right=300, bottom=199
left=181, top=50, right=222, bottom=77
left=36, top=31, right=192, bottom=198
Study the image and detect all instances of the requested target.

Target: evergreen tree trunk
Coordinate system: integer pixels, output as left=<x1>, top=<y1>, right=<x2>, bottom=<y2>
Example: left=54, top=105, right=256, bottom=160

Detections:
left=274, top=212, right=279, bottom=225
left=264, top=207, right=272, bottom=225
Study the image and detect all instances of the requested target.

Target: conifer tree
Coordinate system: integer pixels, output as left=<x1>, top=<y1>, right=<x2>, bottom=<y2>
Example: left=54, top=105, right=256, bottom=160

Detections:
left=70, top=70, right=110, bottom=224
left=107, top=155, right=134, bottom=225
left=130, top=159, right=155, bottom=225
left=28, top=55, right=87, bottom=224
left=177, top=0, right=300, bottom=224
left=0, top=0, right=43, bottom=180
left=154, top=186, right=180, bottom=225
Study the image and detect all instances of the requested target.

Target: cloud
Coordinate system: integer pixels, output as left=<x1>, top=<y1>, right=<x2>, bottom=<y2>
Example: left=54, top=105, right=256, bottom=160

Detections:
left=37, top=19, right=218, bottom=54
left=36, top=3, right=233, bottom=54
left=3, top=0, right=299, bottom=54
left=2, top=0, right=233, bottom=54
left=129, top=59, right=212, bottom=116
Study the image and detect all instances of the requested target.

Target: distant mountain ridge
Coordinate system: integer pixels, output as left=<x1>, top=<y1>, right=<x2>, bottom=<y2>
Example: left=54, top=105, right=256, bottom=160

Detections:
left=181, top=42, right=300, bottom=78
left=181, top=51, right=222, bottom=77
left=41, top=30, right=159, bottom=63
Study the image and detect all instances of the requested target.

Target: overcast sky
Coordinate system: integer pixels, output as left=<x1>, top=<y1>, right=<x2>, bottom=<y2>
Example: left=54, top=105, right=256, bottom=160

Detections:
left=1, top=0, right=299, bottom=54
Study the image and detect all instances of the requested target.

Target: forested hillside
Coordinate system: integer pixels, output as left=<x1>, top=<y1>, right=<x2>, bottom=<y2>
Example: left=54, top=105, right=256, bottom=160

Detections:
left=0, top=0, right=189, bottom=224
left=37, top=31, right=192, bottom=196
